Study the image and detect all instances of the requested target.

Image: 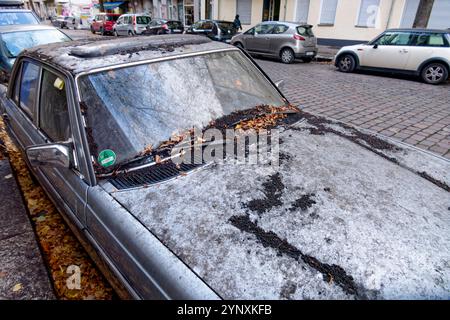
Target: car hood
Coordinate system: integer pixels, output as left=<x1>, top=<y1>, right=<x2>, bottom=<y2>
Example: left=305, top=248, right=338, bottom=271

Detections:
left=106, top=115, right=450, bottom=300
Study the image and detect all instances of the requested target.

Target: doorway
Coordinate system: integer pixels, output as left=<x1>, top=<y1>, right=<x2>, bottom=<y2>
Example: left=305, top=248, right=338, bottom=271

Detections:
left=262, top=0, right=280, bottom=21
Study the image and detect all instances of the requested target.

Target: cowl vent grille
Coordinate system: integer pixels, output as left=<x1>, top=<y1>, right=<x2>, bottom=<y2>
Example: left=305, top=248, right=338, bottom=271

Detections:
left=109, top=161, right=203, bottom=189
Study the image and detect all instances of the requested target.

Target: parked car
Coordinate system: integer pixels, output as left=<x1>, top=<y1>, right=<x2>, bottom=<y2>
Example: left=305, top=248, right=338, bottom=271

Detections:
left=113, top=13, right=151, bottom=36
left=231, top=21, right=317, bottom=64
left=143, top=18, right=183, bottom=35
left=186, top=19, right=236, bottom=42
left=334, top=28, right=450, bottom=85
left=0, top=24, right=71, bottom=81
left=2, top=35, right=450, bottom=300
left=51, top=15, right=76, bottom=29
left=0, top=8, right=39, bottom=25
left=90, top=13, right=120, bottom=35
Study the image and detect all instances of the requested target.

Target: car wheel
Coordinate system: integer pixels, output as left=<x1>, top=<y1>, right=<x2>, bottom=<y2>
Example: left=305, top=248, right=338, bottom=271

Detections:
left=302, top=57, right=313, bottom=63
left=421, top=63, right=448, bottom=85
left=337, top=54, right=356, bottom=73
left=280, top=48, right=295, bottom=64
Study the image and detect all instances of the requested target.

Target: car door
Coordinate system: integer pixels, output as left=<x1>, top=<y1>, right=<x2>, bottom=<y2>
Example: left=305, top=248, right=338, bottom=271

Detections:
left=269, top=24, right=290, bottom=55
left=93, top=15, right=100, bottom=31
left=115, top=16, right=124, bottom=35
left=1, top=60, right=88, bottom=226
left=246, top=24, right=274, bottom=53
left=33, top=66, right=89, bottom=227
left=360, top=31, right=414, bottom=69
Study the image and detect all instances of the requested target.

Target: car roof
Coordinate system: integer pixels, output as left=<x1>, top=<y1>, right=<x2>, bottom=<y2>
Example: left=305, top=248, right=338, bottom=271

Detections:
left=386, top=28, right=450, bottom=34
left=0, top=24, right=56, bottom=33
left=261, top=20, right=311, bottom=27
left=21, top=34, right=234, bottom=76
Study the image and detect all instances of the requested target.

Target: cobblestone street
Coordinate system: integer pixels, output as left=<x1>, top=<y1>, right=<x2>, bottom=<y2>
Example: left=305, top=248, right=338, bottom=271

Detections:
left=257, top=58, right=450, bottom=159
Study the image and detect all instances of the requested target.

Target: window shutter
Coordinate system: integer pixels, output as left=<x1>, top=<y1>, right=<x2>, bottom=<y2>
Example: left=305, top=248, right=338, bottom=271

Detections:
left=357, top=0, right=380, bottom=27
left=236, top=0, right=252, bottom=25
left=295, top=0, right=310, bottom=24
left=427, top=0, right=450, bottom=29
left=320, top=0, right=338, bottom=25
left=400, top=0, right=420, bottom=28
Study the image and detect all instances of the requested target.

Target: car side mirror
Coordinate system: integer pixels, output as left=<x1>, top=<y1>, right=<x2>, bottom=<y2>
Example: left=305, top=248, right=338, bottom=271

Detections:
left=373, top=44, right=378, bottom=49
left=275, top=80, right=285, bottom=90
left=26, top=143, right=72, bottom=169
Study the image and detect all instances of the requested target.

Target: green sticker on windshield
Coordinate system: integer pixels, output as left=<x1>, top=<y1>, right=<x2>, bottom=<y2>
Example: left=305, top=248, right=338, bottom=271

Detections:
left=98, top=149, right=116, bottom=167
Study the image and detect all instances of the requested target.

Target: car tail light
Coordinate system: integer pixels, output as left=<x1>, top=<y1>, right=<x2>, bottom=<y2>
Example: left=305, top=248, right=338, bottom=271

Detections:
left=162, top=24, right=169, bottom=30
left=294, top=34, right=305, bottom=41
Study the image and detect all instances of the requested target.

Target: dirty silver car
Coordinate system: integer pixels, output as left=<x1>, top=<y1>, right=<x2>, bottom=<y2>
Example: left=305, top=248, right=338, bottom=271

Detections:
left=231, top=21, right=318, bottom=64
left=1, top=35, right=449, bottom=299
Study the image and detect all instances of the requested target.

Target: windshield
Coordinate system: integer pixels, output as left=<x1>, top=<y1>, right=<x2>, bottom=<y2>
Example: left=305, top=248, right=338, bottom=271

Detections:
left=78, top=50, right=286, bottom=169
left=0, top=11, right=39, bottom=25
left=1, top=29, right=71, bottom=58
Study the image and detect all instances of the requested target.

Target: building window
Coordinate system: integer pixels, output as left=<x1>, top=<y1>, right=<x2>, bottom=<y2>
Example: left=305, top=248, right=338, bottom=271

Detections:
left=295, top=0, right=310, bottom=24
left=319, top=0, right=338, bottom=25
left=400, top=0, right=420, bottom=28
left=427, top=0, right=450, bottom=29
left=236, top=0, right=252, bottom=25
left=356, top=0, right=380, bottom=27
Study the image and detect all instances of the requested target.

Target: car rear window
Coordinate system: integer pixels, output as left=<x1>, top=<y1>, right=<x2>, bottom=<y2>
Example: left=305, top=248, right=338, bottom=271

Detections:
left=136, top=16, right=150, bottom=24
left=296, top=26, right=314, bottom=37
left=0, top=11, right=39, bottom=25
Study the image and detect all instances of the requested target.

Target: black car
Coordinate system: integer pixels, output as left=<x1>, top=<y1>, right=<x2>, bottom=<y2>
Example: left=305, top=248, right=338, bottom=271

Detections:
left=143, top=18, right=183, bottom=35
left=186, top=19, right=237, bottom=43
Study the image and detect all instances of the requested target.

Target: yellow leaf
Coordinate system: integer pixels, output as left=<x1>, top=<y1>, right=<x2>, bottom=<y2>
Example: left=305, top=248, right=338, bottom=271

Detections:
left=12, top=283, right=22, bottom=292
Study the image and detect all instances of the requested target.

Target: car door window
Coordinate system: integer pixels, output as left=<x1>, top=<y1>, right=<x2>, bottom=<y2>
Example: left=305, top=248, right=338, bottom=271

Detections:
left=19, top=61, right=40, bottom=119
left=245, top=27, right=254, bottom=35
left=255, top=24, right=274, bottom=35
left=39, top=69, right=70, bottom=142
left=202, top=21, right=213, bottom=30
left=272, top=25, right=288, bottom=34
left=374, top=32, right=414, bottom=46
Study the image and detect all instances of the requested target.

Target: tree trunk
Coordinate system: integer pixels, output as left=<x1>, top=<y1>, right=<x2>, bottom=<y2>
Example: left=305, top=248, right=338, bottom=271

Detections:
left=413, top=0, right=434, bottom=28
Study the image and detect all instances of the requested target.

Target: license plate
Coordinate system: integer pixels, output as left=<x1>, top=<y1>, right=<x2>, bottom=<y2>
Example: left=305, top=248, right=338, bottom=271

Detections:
left=306, top=52, right=314, bottom=56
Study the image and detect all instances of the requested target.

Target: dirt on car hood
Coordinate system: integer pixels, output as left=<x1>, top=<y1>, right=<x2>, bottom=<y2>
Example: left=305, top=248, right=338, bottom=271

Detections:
left=106, top=116, right=450, bottom=300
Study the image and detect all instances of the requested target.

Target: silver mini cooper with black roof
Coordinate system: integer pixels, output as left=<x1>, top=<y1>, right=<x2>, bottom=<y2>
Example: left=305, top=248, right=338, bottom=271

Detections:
left=1, top=35, right=449, bottom=299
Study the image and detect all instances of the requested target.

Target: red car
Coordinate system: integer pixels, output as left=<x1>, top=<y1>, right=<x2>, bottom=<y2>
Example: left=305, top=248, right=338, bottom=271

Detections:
left=90, top=13, right=120, bottom=35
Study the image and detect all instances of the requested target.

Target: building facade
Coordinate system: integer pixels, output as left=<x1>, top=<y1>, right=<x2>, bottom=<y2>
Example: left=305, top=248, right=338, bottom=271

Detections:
left=207, top=0, right=450, bottom=45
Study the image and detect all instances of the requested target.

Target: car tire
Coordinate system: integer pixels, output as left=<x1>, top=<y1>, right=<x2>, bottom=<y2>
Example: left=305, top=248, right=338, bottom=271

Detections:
left=337, top=54, right=356, bottom=73
left=421, top=62, right=449, bottom=85
left=302, top=57, right=313, bottom=63
left=280, top=48, right=295, bottom=64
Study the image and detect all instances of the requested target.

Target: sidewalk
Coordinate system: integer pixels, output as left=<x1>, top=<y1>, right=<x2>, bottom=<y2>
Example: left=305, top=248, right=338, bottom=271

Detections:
left=0, top=143, right=54, bottom=299
left=316, top=45, right=340, bottom=61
